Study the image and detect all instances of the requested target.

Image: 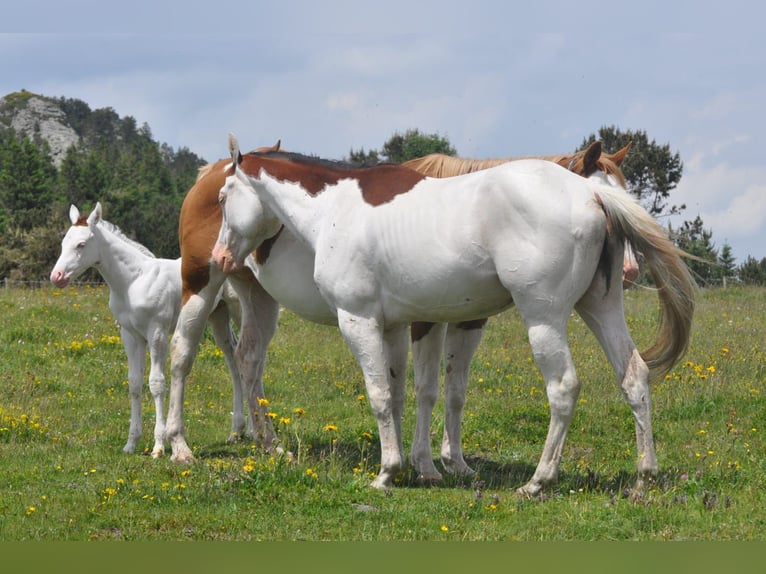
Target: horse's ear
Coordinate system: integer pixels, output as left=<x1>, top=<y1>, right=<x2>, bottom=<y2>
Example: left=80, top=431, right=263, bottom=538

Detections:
left=87, top=202, right=103, bottom=226
left=228, top=133, right=243, bottom=165
left=611, top=141, right=632, bottom=166
left=69, top=205, right=80, bottom=225
left=273, top=139, right=281, bottom=152
left=582, top=140, right=602, bottom=177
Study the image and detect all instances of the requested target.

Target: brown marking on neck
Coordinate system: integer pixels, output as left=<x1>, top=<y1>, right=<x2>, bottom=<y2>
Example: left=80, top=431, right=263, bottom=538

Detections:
left=254, top=226, right=284, bottom=265
left=238, top=151, right=426, bottom=207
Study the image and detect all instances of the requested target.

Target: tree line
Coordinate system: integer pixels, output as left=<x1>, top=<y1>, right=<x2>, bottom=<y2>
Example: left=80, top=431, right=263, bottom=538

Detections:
left=0, top=101, right=762, bottom=286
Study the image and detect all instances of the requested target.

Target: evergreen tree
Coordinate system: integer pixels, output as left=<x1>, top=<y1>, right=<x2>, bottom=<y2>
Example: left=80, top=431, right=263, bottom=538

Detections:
left=349, top=129, right=457, bottom=164
left=0, top=130, right=57, bottom=231
left=579, top=126, right=684, bottom=217
left=718, top=243, right=737, bottom=282
left=669, top=215, right=719, bottom=285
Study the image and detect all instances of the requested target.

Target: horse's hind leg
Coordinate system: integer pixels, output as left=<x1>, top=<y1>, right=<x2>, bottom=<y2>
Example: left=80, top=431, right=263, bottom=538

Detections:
left=575, top=275, right=657, bottom=489
left=120, top=328, right=147, bottom=454
left=208, top=300, right=247, bottom=442
left=516, top=317, right=580, bottom=496
left=441, top=320, right=486, bottom=477
left=410, top=322, right=447, bottom=482
left=227, top=269, right=280, bottom=452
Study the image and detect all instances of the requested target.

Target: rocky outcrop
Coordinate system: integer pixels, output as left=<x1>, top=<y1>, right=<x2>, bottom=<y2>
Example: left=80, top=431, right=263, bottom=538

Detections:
left=0, top=91, right=80, bottom=166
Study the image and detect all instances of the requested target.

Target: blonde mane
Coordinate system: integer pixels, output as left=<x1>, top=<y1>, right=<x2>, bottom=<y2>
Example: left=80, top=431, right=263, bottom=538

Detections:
left=403, top=142, right=631, bottom=187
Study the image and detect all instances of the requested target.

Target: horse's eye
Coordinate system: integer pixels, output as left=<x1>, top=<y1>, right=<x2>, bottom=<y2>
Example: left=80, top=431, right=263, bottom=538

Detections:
left=218, top=193, right=226, bottom=205
left=76, top=241, right=86, bottom=250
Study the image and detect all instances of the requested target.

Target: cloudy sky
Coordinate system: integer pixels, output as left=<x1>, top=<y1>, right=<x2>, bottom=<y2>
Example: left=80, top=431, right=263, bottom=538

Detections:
left=2, top=1, right=765, bottom=262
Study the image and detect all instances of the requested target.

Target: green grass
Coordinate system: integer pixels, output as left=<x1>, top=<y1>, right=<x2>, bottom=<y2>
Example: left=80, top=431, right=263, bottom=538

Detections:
left=0, top=284, right=764, bottom=540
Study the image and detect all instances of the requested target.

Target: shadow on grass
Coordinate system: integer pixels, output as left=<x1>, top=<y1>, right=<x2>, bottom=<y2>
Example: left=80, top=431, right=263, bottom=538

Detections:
left=192, top=436, right=648, bottom=497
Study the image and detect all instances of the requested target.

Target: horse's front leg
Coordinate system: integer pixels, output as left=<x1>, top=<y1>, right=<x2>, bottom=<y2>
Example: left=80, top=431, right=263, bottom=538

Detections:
left=410, top=322, right=447, bottom=482
left=338, top=309, right=405, bottom=489
left=120, top=328, right=146, bottom=454
left=227, top=270, right=280, bottom=451
left=146, top=325, right=170, bottom=458
left=167, top=279, right=224, bottom=463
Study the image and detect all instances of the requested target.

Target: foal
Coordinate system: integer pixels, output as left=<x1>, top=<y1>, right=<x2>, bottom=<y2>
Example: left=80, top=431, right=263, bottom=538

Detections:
left=50, top=203, right=245, bottom=456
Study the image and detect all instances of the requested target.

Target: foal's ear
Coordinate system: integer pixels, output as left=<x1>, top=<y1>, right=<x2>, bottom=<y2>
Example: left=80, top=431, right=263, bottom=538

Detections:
left=228, top=133, right=243, bottom=165
left=582, top=140, right=602, bottom=177
left=69, top=205, right=80, bottom=225
left=87, top=202, right=103, bottom=226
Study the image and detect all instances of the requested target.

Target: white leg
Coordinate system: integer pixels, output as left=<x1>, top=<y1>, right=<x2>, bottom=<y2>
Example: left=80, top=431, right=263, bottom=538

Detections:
left=120, top=328, right=146, bottom=454
left=337, top=309, right=404, bottom=489
left=208, top=301, right=247, bottom=442
left=441, top=320, right=485, bottom=476
left=576, top=272, right=657, bottom=489
left=146, top=326, right=169, bottom=458
left=227, top=271, right=280, bottom=451
left=517, top=320, right=579, bottom=496
left=410, top=322, right=447, bottom=482
left=167, top=277, right=224, bottom=463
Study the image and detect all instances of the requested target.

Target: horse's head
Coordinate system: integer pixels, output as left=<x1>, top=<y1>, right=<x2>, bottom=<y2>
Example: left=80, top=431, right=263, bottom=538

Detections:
left=211, top=135, right=284, bottom=273
left=49, top=203, right=104, bottom=288
left=566, top=140, right=631, bottom=190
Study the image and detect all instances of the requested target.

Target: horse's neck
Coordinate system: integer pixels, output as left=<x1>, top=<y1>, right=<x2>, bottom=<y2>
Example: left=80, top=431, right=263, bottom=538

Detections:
left=257, top=174, right=325, bottom=249
left=93, top=226, right=154, bottom=291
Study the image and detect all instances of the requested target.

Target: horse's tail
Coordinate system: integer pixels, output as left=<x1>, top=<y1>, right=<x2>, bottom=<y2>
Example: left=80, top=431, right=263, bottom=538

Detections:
left=594, top=185, right=697, bottom=378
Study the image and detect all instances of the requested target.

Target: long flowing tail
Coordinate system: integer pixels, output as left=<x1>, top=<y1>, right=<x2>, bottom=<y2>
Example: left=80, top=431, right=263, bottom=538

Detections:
left=594, top=185, right=697, bottom=378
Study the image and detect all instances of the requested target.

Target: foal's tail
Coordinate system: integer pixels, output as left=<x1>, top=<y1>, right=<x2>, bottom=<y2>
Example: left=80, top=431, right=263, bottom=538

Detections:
left=594, top=185, right=697, bottom=378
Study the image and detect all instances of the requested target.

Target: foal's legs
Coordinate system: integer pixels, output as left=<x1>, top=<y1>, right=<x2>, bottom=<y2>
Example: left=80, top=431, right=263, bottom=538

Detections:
left=146, top=324, right=170, bottom=458
left=121, top=328, right=147, bottom=454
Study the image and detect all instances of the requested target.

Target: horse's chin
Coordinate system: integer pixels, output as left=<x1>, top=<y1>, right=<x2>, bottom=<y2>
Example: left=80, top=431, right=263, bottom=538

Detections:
left=50, top=275, right=71, bottom=288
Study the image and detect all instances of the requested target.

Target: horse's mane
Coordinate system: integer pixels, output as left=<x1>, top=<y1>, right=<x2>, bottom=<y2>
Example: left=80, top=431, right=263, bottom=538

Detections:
left=402, top=146, right=629, bottom=187
left=98, top=219, right=157, bottom=258
left=402, top=153, right=569, bottom=177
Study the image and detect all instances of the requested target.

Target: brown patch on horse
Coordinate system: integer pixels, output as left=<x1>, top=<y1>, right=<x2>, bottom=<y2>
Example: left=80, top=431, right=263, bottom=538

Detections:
left=74, top=215, right=88, bottom=226
left=238, top=152, right=426, bottom=207
left=254, top=226, right=284, bottom=265
left=456, top=318, right=488, bottom=331
left=411, top=321, right=435, bottom=342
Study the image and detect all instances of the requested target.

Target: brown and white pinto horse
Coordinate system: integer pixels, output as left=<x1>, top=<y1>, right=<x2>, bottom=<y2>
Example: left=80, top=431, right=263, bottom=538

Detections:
left=214, top=134, right=695, bottom=494
left=167, top=140, right=640, bottom=484
left=167, top=142, right=487, bottom=480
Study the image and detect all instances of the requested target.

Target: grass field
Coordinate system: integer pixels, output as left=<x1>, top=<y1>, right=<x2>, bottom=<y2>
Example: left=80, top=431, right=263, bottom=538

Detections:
left=0, top=283, right=764, bottom=541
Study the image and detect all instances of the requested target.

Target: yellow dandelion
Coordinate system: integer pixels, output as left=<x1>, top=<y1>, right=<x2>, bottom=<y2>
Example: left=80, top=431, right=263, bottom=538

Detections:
left=279, top=416, right=291, bottom=425
left=26, top=506, right=37, bottom=515
left=440, top=525, right=449, bottom=532
left=180, top=469, right=192, bottom=477
left=257, top=397, right=270, bottom=407
left=323, top=423, right=338, bottom=432
left=293, top=407, right=306, bottom=416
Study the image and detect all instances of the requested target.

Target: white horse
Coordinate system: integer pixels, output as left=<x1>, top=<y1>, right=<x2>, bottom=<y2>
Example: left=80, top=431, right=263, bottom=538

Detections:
left=50, top=203, right=246, bottom=456
left=212, top=135, right=695, bottom=495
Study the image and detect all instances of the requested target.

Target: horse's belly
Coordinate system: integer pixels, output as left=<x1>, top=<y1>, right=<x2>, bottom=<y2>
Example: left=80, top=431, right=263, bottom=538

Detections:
left=381, top=271, right=512, bottom=323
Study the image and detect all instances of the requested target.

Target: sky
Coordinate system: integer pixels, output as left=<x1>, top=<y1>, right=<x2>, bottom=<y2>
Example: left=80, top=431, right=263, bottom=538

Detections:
left=2, top=0, right=765, bottom=262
